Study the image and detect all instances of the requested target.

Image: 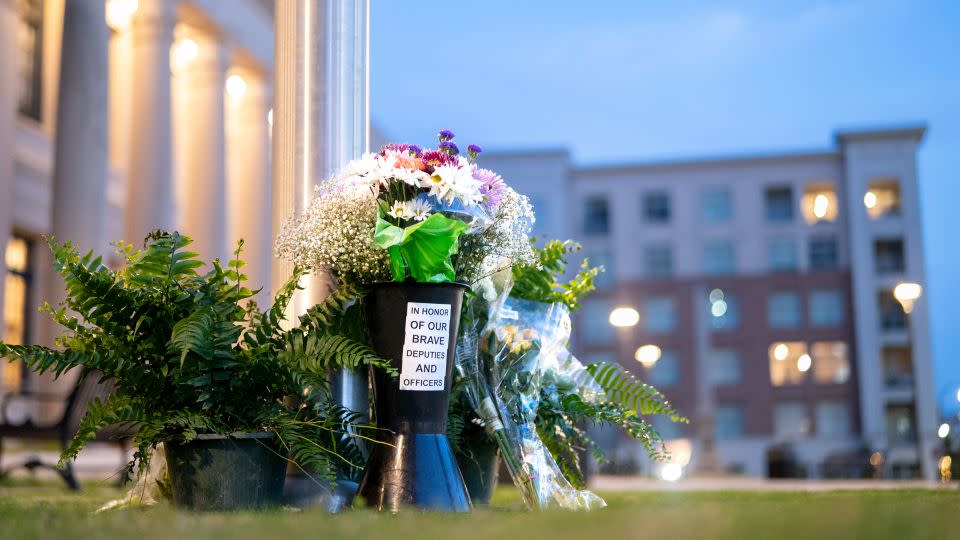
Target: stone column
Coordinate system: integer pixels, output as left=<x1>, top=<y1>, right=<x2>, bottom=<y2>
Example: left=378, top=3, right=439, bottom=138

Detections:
left=50, top=0, right=109, bottom=253
left=175, top=29, right=228, bottom=263
left=226, top=71, right=272, bottom=305
left=126, top=0, right=175, bottom=245
left=0, top=0, right=18, bottom=343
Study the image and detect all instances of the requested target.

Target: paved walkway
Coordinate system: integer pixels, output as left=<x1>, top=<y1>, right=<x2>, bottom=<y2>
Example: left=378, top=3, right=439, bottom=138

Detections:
left=590, top=474, right=950, bottom=491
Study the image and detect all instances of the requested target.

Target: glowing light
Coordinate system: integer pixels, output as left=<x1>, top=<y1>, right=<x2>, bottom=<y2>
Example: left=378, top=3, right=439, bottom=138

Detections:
left=893, top=282, right=922, bottom=314
left=710, top=299, right=728, bottom=318
left=170, top=38, right=198, bottom=72
left=635, top=344, right=662, bottom=368
left=609, top=307, right=640, bottom=328
left=105, top=0, right=138, bottom=32
left=267, top=108, right=274, bottom=128
left=797, top=353, right=812, bottom=372
left=813, top=194, right=829, bottom=219
left=773, top=343, right=789, bottom=361
left=955, top=387, right=960, bottom=403
left=660, top=463, right=683, bottom=482
left=864, top=191, right=878, bottom=209
left=939, top=423, right=950, bottom=439
left=226, top=74, right=248, bottom=99
left=709, top=288, right=725, bottom=303
left=869, top=451, right=884, bottom=467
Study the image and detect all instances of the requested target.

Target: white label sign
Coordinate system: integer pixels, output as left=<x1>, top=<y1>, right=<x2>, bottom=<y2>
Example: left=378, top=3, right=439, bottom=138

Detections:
left=399, top=302, right=452, bottom=391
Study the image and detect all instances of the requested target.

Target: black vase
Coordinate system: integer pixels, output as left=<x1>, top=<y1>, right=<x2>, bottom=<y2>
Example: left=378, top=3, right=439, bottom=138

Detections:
left=357, top=282, right=472, bottom=512
left=455, top=439, right=500, bottom=505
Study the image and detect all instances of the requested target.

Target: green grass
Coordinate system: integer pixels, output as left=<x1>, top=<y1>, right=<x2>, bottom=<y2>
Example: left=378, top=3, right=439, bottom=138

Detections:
left=0, top=484, right=958, bottom=540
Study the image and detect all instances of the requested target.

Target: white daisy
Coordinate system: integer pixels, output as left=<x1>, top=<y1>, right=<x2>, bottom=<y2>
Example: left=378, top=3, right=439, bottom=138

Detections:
left=407, top=198, right=433, bottom=221
left=386, top=200, right=413, bottom=221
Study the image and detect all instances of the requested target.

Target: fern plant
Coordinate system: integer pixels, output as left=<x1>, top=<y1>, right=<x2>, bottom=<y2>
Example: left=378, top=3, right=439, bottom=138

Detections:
left=0, top=231, right=390, bottom=484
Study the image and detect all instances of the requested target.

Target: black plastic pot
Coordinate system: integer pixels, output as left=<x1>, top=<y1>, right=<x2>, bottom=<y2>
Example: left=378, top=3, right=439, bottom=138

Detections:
left=358, top=281, right=472, bottom=512
left=165, top=433, right=287, bottom=511
left=455, top=440, right=500, bottom=505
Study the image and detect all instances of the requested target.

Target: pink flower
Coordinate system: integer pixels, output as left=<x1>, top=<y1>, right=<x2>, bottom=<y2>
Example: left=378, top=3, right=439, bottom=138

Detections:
left=472, top=165, right=506, bottom=209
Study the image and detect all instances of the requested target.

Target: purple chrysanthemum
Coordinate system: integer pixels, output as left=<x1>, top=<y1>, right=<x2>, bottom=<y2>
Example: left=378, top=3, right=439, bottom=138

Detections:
left=472, top=165, right=506, bottom=209
left=408, top=144, right=423, bottom=156
left=439, top=141, right=460, bottom=155
left=438, top=129, right=456, bottom=141
left=421, top=149, right=457, bottom=168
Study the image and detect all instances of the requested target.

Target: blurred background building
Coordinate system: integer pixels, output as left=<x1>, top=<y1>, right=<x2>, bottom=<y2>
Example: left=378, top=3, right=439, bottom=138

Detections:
left=0, top=0, right=944, bottom=480
left=482, top=129, right=937, bottom=479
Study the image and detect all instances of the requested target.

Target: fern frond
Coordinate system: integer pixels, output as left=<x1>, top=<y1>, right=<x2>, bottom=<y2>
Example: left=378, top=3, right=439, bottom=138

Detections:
left=586, top=362, right=684, bottom=420
left=60, top=393, right=144, bottom=468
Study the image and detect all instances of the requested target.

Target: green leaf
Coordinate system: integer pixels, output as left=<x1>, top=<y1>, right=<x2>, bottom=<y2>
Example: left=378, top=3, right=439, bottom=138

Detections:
left=373, top=212, right=470, bottom=283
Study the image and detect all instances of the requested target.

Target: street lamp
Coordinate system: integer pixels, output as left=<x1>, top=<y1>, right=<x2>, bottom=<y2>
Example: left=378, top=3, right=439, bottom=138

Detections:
left=635, top=344, right=662, bottom=368
left=893, top=282, right=923, bottom=314
left=609, top=306, right=640, bottom=327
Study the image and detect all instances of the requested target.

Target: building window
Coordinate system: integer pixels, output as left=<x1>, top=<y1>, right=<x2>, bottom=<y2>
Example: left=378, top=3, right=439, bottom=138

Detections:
left=704, top=240, right=736, bottom=275
left=643, top=244, right=673, bottom=278
left=702, top=188, right=733, bottom=223
left=809, top=289, right=844, bottom=327
left=883, top=346, right=913, bottom=389
left=816, top=401, right=851, bottom=438
left=773, top=402, right=809, bottom=440
left=652, top=415, right=682, bottom=440
left=527, top=195, right=550, bottom=237
left=3, top=236, right=32, bottom=393
left=865, top=179, right=902, bottom=219
left=769, top=342, right=808, bottom=386
left=715, top=403, right=744, bottom=440
left=809, top=235, right=838, bottom=270
left=768, top=237, right=798, bottom=272
left=710, top=294, right=738, bottom=331
left=646, top=349, right=679, bottom=387
left=580, top=300, right=617, bottom=345
left=878, top=290, right=907, bottom=331
left=886, top=404, right=916, bottom=444
left=583, top=197, right=609, bottom=235
left=710, top=348, right=741, bottom=385
left=801, top=183, right=838, bottom=224
left=811, top=341, right=850, bottom=384
left=17, top=0, right=44, bottom=121
left=874, top=238, right=905, bottom=275
left=768, top=291, right=802, bottom=328
left=643, top=192, right=670, bottom=223
left=765, top=186, right=794, bottom=222
left=643, top=296, right=677, bottom=334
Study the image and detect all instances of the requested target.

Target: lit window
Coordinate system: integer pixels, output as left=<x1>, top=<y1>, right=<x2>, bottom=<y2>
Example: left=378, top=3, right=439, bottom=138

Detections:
left=878, top=290, right=906, bottom=331
left=765, top=186, right=794, bottom=222
left=886, top=404, right=916, bottom=444
left=715, top=403, right=745, bottom=440
left=643, top=192, right=670, bottom=223
left=809, top=289, right=845, bottom=327
left=710, top=348, right=741, bottom=385
left=704, top=240, right=736, bottom=275
left=874, top=238, right=905, bottom=275
left=583, top=197, right=609, bottom=235
left=702, top=188, right=733, bottom=223
left=643, top=244, right=672, bottom=278
left=643, top=296, right=677, bottom=334
left=865, top=179, right=901, bottom=219
left=769, top=342, right=807, bottom=386
left=3, top=236, right=32, bottom=393
left=816, top=401, right=851, bottom=438
left=801, top=183, right=838, bottom=223
left=768, top=237, right=797, bottom=272
left=710, top=294, right=738, bottom=331
left=811, top=341, right=850, bottom=384
left=580, top=300, right=617, bottom=345
left=646, top=349, right=679, bottom=386
left=773, top=402, right=809, bottom=440
left=768, top=291, right=802, bottom=328
left=17, top=0, right=44, bottom=121
left=882, top=346, right=912, bottom=390
left=809, top=235, right=839, bottom=270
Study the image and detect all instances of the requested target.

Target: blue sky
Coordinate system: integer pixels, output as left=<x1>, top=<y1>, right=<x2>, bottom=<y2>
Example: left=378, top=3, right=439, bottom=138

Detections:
left=371, top=0, right=960, bottom=407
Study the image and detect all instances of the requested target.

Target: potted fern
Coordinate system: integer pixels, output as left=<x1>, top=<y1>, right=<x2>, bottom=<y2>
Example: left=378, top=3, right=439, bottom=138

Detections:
left=451, top=240, right=686, bottom=508
left=0, top=232, right=389, bottom=510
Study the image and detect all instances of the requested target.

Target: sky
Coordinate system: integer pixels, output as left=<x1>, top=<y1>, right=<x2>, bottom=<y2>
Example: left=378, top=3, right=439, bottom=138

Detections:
left=370, top=0, right=960, bottom=409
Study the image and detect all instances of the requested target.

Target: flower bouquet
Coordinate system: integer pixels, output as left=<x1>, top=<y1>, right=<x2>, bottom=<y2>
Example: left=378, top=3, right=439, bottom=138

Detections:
left=277, top=130, right=536, bottom=512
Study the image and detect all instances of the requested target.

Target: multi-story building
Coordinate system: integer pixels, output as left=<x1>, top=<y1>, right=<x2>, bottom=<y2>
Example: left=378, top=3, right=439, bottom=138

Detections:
left=0, top=0, right=276, bottom=407
left=482, top=126, right=937, bottom=479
